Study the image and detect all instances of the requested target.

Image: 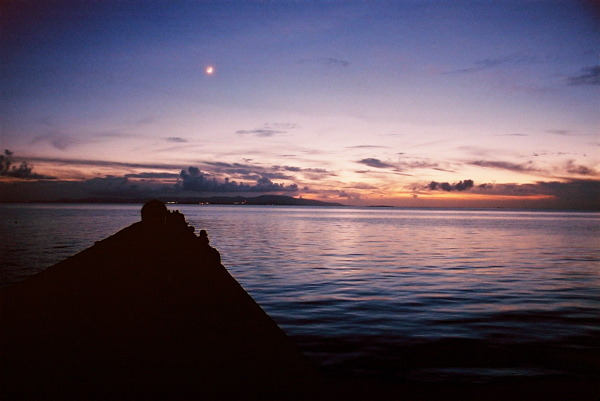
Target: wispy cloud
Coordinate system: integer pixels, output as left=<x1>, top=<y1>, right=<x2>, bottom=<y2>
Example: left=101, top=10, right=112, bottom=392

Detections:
left=124, top=172, right=180, bottom=179
left=273, top=165, right=335, bottom=179
left=25, top=156, right=184, bottom=171
left=298, top=57, right=350, bottom=67
left=135, top=116, right=157, bottom=125
left=567, top=65, right=600, bottom=86
left=203, top=161, right=269, bottom=178
left=346, top=145, right=388, bottom=149
left=403, top=160, right=449, bottom=171
left=564, top=160, right=598, bottom=176
left=165, top=137, right=187, bottom=143
left=470, top=160, right=539, bottom=174
left=444, top=53, right=538, bottom=75
left=30, top=132, right=83, bottom=150
left=497, top=133, right=529, bottom=137
left=546, top=129, right=571, bottom=136
left=357, top=157, right=449, bottom=173
left=357, top=158, right=395, bottom=169
left=471, top=158, right=599, bottom=180
left=30, top=130, right=141, bottom=150
left=94, top=131, right=138, bottom=139
left=235, top=129, right=282, bottom=137
left=236, top=122, right=299, bottom=137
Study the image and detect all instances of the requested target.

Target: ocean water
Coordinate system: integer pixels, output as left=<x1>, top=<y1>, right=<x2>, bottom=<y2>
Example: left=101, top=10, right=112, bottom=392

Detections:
left=1, top=203, right=599, bottom=384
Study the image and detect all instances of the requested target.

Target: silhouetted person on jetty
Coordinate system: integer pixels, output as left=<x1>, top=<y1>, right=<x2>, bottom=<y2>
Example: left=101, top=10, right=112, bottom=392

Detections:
left=199, top=228, right=221, bottom=264
left=1, top=200, right=318, bottom=401
left=113, top=200, right=221, bottom=266
left=141, top=198, right=168, bottom=228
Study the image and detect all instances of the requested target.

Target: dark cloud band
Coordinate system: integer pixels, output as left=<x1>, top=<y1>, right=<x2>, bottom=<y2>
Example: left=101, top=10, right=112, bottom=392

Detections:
left=428, top=179, right=474, bottom=192
left=179, top=166, right=298, bottom=193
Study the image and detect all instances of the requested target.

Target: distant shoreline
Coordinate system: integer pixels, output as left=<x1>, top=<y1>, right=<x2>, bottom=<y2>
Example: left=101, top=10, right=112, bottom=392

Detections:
left=13, top=195, right=347, bottom=207
left=2, top=201, right=599, bottom=213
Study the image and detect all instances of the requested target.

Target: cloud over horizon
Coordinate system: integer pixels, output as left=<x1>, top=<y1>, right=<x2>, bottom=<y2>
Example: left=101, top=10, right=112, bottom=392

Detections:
left=0, top=150, right=55, bottom=180
left=179, top=166, right=299, bottom=194
left=428, top=179, right=474, bottom=192
left=476, top=179, right=600, bottom=209
left=1, top=164, right=598, bottom=210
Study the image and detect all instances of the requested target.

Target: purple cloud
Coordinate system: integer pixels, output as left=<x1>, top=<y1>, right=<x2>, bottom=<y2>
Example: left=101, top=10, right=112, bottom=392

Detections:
left=428, top=179, right=474, bottom=192
left=179, top=166, right=298, bottom=193
left=357, top=158, right=395, bottom=169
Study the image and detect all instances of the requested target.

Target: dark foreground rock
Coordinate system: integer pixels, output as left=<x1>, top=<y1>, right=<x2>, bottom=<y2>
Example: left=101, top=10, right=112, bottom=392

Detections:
left=1, top=213, right=320, bottom=400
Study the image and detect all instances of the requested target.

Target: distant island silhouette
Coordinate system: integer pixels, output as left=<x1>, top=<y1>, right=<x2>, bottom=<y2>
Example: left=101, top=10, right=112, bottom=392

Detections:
left=29, top=194, right=345, bottom=207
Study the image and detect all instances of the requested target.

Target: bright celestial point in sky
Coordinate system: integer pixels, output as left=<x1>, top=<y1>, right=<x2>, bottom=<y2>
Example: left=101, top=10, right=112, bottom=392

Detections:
left=0, top=1, right=599, bottom=209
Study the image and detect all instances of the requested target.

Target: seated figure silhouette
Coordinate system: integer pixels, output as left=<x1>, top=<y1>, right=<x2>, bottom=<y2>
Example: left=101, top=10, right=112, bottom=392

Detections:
left=198, top=229, right=209, bottom=246
left=198, top=229, right=221, bottom=264
left=140, top=199, right=168, bottom=230
left=137, top=200, right=221, bottom=264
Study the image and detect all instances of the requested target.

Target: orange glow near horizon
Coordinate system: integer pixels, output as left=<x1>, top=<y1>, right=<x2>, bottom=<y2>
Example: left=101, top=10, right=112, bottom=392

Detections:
left=415, top=193, right=555, bottom=202
left=2, top=155, right=592, bottom=209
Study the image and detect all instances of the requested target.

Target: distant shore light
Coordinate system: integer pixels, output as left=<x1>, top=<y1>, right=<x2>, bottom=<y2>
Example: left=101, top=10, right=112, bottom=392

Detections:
left=205, top=65, right=215, bottom=75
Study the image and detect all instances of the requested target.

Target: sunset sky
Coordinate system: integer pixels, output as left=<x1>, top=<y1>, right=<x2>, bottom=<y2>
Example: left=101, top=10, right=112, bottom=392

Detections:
left=1, top=1, right=599, bottom=208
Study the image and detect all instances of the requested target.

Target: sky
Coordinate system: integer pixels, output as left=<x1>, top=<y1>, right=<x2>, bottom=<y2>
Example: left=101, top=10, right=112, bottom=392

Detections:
left=1, top=0, right=599, bottom=208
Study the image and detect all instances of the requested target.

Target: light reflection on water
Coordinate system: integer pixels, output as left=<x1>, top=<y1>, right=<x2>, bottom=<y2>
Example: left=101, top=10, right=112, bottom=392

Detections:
left=1, top=204, right=599, bottom=381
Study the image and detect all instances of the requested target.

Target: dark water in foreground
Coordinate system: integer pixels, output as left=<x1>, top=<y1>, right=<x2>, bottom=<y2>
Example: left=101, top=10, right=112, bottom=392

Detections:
left=1, top=204, right=599, bottom=386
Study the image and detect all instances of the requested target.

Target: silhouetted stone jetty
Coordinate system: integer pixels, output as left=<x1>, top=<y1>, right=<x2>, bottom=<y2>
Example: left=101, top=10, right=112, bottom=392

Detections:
left=1, top=207, right=320, bottom=400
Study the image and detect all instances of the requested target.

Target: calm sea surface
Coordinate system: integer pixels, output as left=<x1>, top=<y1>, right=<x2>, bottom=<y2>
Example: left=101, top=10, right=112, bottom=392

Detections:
left=1, top=204, right=599, bottom=383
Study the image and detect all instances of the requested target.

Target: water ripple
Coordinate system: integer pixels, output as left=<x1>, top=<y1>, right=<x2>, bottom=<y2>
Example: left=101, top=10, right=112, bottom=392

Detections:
left=2, top=204, right=599, bottom=383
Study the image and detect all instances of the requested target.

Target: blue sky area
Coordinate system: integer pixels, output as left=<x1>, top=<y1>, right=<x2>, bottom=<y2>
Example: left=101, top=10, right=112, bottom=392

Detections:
left=1, top=0, right=599, bottom=208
